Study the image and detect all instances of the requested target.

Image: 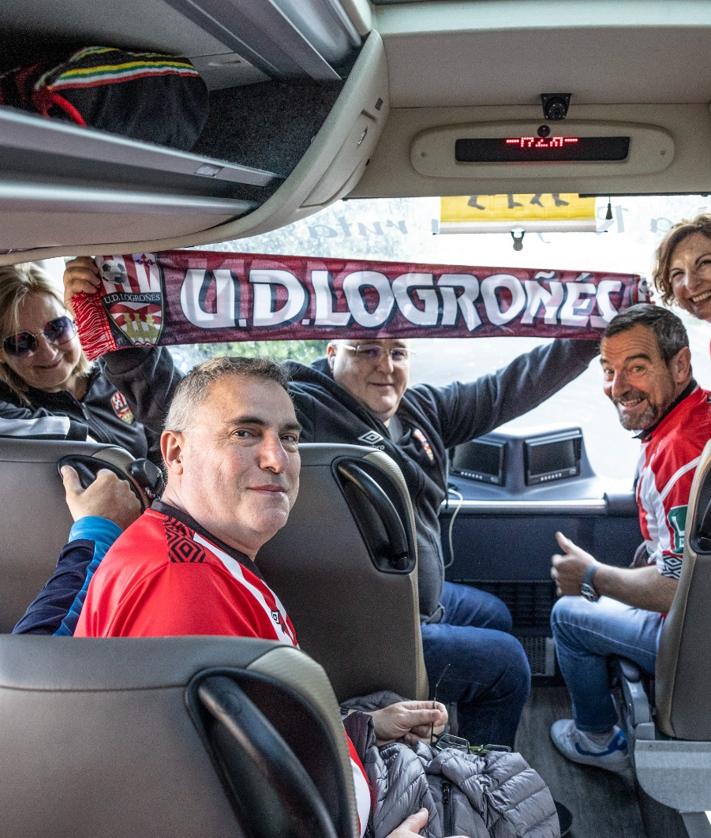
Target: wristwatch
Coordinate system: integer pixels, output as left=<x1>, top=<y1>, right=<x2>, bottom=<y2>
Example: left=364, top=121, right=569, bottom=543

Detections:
left=580, top=565, right=599, bottom=602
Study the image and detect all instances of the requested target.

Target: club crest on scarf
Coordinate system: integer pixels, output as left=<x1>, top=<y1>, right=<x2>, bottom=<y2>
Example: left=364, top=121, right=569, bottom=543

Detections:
left=98, top=254, right=164, bottom=348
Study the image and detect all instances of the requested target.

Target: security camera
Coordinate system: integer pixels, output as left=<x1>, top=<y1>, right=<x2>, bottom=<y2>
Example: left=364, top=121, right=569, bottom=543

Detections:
left=540, top=93, right=571, bottom=121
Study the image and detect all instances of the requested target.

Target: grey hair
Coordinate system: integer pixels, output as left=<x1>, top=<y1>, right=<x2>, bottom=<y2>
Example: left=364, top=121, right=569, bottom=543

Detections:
left=164, top=355, right=290, bottom=432
left=603, top=303, right=689, bottom=363
left=0, top=262, right=91, bottom=402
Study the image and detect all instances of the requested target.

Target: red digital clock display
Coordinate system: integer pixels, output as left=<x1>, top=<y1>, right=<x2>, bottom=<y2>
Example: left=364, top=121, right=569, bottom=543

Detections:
left=455, top=136, right=630, bottom=163
left=505, top=136, right=579, bottom=149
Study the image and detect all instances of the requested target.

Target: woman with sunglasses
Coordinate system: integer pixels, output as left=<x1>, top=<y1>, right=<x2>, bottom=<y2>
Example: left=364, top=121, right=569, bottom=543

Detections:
left=0, top=263, right=160, bottom=463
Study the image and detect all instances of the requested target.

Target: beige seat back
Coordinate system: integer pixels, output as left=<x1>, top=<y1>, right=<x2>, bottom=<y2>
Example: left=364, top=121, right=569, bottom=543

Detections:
left=0, top=437, right=135, bottom=632
left=656, top=438, right=711, bottom=739
left=258, top=443, right=428, bottom=702
left=0, top=635, right=358, bottom=838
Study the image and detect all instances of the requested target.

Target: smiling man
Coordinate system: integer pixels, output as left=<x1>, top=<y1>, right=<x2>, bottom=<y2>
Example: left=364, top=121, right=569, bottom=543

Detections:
left=74, top=356, right=304, bottom=639
left=71, top=355, right=465, bottom=838
left=549, top=304, right=711, bottom=773
left=281, top=335, right=598, bottom=750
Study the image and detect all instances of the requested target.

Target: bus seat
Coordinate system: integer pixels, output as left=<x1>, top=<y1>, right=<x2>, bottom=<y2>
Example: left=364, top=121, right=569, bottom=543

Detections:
left=618, top=439, right=711, bottom=835
left=258, top=443, right=428, bottom=703
left=0, top=635, right=358, bottom=838
left=0, top=437, right=427, bottom=708
left=0, top=437, right=137, bottom=633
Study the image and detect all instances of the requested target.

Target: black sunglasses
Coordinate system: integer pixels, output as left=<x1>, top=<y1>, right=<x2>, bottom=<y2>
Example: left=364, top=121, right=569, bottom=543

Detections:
left=3, top=315, right=77, bottom=357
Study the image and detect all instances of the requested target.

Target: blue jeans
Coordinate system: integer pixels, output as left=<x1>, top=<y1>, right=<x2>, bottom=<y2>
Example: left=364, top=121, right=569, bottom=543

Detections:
left=551, top=595, right=664, bottom=733
left=420, top=581, right=530, bottom=748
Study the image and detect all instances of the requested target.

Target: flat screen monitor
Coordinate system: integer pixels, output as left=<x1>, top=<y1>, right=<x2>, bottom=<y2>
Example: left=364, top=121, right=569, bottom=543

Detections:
left=525, top=433, right=581, bottom=485
left=451, top=439, right=505, bottom=484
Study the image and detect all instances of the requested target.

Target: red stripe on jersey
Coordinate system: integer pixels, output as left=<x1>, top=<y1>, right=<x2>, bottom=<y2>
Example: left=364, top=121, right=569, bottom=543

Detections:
left=346, top=735, right=372, bottom=838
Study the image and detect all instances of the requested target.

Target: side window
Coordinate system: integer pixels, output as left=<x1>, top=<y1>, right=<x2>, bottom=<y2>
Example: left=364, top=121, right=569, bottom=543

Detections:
left=168, top=194, right=711, bottom=480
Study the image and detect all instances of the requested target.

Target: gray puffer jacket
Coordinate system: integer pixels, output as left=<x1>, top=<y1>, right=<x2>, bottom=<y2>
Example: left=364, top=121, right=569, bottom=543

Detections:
left=343, top=693, right=559, bottom=838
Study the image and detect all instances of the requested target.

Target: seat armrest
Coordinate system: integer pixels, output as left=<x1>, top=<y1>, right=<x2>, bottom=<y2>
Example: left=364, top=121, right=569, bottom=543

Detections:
left=611, top=656, right=652, bottom=729
left=618, top=657, right=643, bottom=683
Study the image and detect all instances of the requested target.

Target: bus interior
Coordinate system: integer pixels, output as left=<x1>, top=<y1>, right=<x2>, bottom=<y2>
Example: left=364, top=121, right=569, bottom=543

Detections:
left=2, top=2, right=711, bottom=836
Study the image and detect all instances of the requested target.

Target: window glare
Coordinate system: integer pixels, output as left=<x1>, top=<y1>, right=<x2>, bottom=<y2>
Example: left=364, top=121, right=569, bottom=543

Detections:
left=211, top=194, right=711, bottom=481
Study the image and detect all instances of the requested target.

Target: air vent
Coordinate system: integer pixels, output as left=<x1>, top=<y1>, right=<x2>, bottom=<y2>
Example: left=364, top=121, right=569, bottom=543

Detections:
left=518, top=636, right=556, bottom=677
left=453, top=579, right=555, bottom=630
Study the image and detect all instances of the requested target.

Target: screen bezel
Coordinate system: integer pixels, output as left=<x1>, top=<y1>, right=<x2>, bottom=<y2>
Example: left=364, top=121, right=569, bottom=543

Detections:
left=451, top=439, right=506, bottom=485
left=524, top=433, right=581, bottom=485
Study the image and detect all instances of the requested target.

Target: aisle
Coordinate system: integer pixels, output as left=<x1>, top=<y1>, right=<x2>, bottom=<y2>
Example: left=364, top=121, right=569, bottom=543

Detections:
left=516, top=686, right=646, bottom=838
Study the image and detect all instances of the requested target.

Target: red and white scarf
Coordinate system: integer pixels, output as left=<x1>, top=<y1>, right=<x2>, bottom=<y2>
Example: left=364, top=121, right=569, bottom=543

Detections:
left=72, top=250, right=646, bottom=359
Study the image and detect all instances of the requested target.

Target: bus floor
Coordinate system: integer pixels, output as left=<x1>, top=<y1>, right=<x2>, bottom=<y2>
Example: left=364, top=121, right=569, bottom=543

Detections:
left=516, top=686, right=689, bottom=838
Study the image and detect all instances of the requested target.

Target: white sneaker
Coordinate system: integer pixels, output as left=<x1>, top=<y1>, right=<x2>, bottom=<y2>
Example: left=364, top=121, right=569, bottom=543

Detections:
left=550, top=719, right=630, bottom=774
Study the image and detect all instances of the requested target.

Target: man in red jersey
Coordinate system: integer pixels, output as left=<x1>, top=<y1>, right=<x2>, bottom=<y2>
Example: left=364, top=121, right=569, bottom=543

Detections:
left=549, top=304, right=711, bottom=774
left=74, top=355, right=449, bottom=838
left=74, top=355, right=304, bottom=641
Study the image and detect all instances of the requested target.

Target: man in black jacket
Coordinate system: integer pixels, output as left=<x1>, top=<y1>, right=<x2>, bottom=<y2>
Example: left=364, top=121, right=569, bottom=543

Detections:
left=283, top=338, right=597, bottom=748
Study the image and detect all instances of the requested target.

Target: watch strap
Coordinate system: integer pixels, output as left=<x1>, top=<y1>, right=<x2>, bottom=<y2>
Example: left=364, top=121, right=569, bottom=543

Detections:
left=583, top=564, right=598, bottom=587
left=580, top=564, right=599, bottom=601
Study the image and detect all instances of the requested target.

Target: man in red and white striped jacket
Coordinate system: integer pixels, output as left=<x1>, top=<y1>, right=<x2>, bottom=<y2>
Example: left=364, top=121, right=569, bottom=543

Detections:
left=75, top=355, right=448, bottom=838
left=549, top=304, right=711, bottom=775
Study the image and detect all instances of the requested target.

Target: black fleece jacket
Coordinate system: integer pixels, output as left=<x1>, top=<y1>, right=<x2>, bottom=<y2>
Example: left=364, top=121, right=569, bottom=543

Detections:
left=101, top=339, right=598, bottom=618
left=284, top=341, right=598, bottom=617
left=0, top=362, right=160, bottom=463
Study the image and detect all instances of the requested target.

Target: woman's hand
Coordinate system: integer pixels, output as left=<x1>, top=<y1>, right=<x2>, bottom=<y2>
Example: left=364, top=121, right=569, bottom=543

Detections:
left=63, top=257, right=101, bottom=315
left=370, top=700, right=448, bottom=745
left=386, top=807, right=467, bottom=838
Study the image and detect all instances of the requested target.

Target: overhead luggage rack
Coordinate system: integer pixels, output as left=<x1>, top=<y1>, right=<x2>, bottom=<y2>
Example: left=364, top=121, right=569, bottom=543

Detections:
left=162, top=0, right=362, bottom=82
left=0, top=0, right=388, bottom=260
left=0, top=106, right=268, bottom=250
left=0, top=107, right=280, bottom=198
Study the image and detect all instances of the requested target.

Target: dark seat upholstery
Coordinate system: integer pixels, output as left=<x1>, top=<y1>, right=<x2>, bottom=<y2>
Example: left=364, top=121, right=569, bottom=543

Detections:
left=258, top=443, right=428, bottom=702
left=1, top=438, right=427, bottom=704
left=0, top=636, right=359, bottom=837
left=0, top=438, right=136, bottom=632
left=0, top=438, right=376, bottom=835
